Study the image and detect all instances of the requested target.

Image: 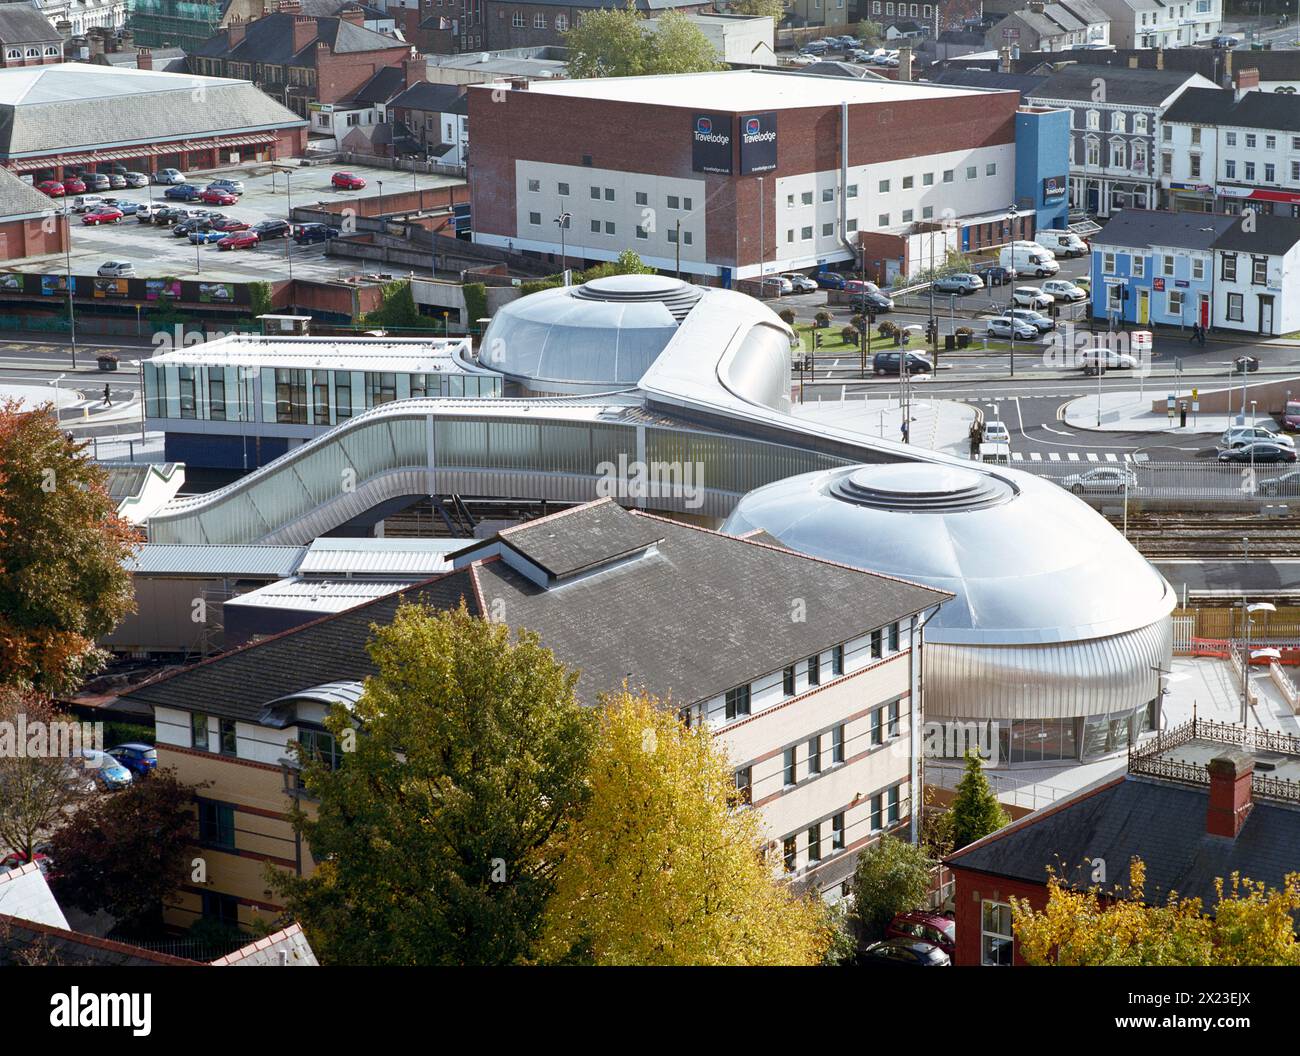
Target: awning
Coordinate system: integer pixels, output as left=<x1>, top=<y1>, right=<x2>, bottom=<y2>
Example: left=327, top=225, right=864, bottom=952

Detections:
left=427, top=141, right=455, bottom=158
left=9, top=133, right=279, bottom=173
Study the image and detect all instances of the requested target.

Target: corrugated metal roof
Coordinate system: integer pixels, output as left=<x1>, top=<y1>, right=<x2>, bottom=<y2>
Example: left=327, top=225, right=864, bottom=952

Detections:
left=222, top=578, right=413, bottom=612
left=297, top=538, right=467, bottom=576
left=125, top=544, right=307, bottom=577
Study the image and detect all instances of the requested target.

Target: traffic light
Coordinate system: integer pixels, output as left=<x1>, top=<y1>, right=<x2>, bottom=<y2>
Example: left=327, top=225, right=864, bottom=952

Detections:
left=925, top=319, right=937, bottom=343
left=813, top=329, right=822, bottom=350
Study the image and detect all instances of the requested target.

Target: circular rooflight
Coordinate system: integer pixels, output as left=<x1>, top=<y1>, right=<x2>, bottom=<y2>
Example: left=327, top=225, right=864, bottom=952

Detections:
left=828, top=463, right=1015, bottom=513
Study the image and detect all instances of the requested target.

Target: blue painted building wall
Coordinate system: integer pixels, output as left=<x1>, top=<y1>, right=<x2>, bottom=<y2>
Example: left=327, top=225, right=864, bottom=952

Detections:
left=1015, top=108, right=1071, bottom=234
left=1088, top=245, right=1213, bottom=327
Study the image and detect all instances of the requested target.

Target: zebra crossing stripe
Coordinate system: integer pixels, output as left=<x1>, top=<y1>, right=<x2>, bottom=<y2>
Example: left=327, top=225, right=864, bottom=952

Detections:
left=1011, top=452, right=1023, bottom=461
left=1048, top=452, right=1061, bottom=461
left=1087, top=453, right=1100, bottom=462
left=1030, top=452, right=1042, bottom=461
left=1134, top=453, right=1150, bottom=463
left=1104, top=453, right=1119, bottom=462
left=1068, top=452, right=1080, bottom=461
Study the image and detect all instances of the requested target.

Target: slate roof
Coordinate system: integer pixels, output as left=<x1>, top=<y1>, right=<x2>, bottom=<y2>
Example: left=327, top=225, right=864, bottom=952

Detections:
left=1027, top=63, right=1209, bottom=105
left=1163, top=86, right=1300, bottom=134
left=387, top=79, right=465, bottom=113
left=191, top=13, right=408, bottom=64
left=0, top=162, right=57, bottom=217
left=0, top=4, right=59, bottom=44
left=347, top=64, right=406, bottom=105
left=1212, top=213, right=1300, bottom=256
left=124, top=500, right=950, bottom=720
left=1091, top=208, right=1236, bottom=251
left=946, top=774, right=1300, bottom=911
left=928, top=67, right=1047, bottom=100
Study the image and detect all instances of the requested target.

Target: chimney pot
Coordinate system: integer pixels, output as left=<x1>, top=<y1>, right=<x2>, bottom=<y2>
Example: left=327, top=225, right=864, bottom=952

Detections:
left=1206, top=751, right=1254, bottom=839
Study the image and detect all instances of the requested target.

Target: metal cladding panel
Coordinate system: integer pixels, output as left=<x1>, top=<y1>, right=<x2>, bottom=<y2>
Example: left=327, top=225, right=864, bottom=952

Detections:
left=923, top=616, right=1173, bottom=721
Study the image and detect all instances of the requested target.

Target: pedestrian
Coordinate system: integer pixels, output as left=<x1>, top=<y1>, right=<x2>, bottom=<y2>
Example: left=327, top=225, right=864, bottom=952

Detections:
left=1199, top=324, right=1207, bottom=347
left=901, top=418, right=910, bottom=444
left=1188, top=323, right=1199, bottom=343
left=102, top=383, right=112, bottom=407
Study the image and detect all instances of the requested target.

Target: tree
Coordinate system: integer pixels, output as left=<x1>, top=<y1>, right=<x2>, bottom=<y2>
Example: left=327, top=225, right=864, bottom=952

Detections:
left=47, top=769, right=199, bottom=931
left=730, top=0, right=788, bottom=22
left=850, top=833, right=935, bottom=941
left=1013, top=860, right=1300, bottom=966
left=565, top=6, right=721, bottom=79
left=361, top=280, right=424, bottom=330
left=271, top=601, right=595, bottom=966
left=538, top=690, right=833, bottom=965
left=0, top=400, right=137, bottom=693
left=0, top=689, right=88, bottom=859
left=948, top=750, right=1010, bottom=850
left=520, top=249, right=658, bottom=295
left=853, top=20, right=883, bottom=44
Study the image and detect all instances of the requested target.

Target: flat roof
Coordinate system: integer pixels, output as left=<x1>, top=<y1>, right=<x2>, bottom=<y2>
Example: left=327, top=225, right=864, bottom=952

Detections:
left=507, top=68, right=1002, bottom=110
left=146, top=334, right=483, bottom=374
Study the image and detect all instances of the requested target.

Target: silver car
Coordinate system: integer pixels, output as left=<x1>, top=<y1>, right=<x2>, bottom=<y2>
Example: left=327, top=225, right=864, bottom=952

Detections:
left=1060, top=467, right=1137, bottom=494
left=987, top=317, right=1038, bottom=341
left=97, top=261, right=135, bottom=278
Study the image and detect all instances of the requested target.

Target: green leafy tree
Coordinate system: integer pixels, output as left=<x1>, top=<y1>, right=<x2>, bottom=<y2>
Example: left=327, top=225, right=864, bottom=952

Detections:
left=565, top=5, right=722, bottom=78
left=520, top=249, right=657, bottom=295
left=362, top=280, right=425, bottom=330
left=0, top=690, right=89, bottom=859
left=649, top=10, right=725, bottom=74
left=850, top=833, right=935, bottom=941
left=271, top=601, right=596, bottom=965
left=248, top=281, right=273, bottom=319
left=949, top=750, right=1011, bottom=850
left=731, top=0, right=788, bottom=21
left=0, top=400, right=137, bottom=693
left=854, top=20, right=883, bottom=44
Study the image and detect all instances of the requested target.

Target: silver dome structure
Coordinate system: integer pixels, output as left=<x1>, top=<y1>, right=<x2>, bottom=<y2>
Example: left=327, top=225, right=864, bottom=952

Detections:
left=723, top=462, right=1176, bottom=763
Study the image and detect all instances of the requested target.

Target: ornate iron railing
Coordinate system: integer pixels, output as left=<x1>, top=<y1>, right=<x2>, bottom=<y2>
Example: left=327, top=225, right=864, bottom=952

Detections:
left=1128, top=717, right=1300, bottom=803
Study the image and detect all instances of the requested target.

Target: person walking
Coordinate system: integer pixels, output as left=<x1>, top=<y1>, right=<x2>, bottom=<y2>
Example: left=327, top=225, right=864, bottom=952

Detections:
left=1198, top=324, right=1207, bottom=347
left=102, top=384, right=112, bottom=407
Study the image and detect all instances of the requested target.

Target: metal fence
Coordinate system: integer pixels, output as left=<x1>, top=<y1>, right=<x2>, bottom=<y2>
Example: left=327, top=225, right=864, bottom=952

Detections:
left=1016, top=460, right=1300, bottom=507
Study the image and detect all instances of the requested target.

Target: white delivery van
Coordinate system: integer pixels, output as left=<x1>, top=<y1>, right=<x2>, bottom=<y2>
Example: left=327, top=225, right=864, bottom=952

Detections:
left=999, top=244, right=1059, bottom=277
left=1035, top=229, right=1088, bottom=257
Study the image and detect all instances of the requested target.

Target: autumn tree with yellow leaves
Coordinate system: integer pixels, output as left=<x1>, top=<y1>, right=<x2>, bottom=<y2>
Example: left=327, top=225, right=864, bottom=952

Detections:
left=539, top=690, right=835, bottom=966
left=1012, top=858, right=1300, bottom=966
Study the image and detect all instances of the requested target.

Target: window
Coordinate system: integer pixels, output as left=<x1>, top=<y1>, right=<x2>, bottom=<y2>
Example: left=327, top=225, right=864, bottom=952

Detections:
left=590, top=219, right=600, bottom=234
left=878, top=213, right=890, bottom=226
left=1225, top=131, right=1237, bottom=147
left=202, top=892, right=240, bottom=930
left=1086, top=136, right=1100, bottom=167
left=1189, top=154, right=1201, bottom=179
left=821, top=222, right=834, bottom=237
left=312, top=374, right=329, bottom=422
left=986, top=163, right=997, bottom=176
left=533, top=13, right=546, bottom=28
left=299, top=728, right=343, bottom=770
left=1131, top=255, right=1145, bottom=278
left=1225, top=160, right=1237, bottom=179
left=870, top=793, right=884, bottom=831
left=556, top=13, right=568, bottom=30
left=808, top=735, right=822, bottom=775
left=871, top=628, right=883, bottom=658
left=783, top=836, right=797, bottom=872
left=668, top=228, right=679, bottom=244
left=557, top=181, right=568, bottom=196
left=364, top=371, right=396, bottom=408
left=1222, top=253, right=1237, bottom=281
left=1266, top=163, right=1276, bottom=182
left=784, top=747, right=797, bottom=786
left=1266, top=135, right=1276, bottom=150
left=807, top=654, right=821, bottom=686
left=887, top=700, right=900, bottom=739
left=1162, top=254, right=1175, bottom=276
left=1190, top=126, right=1200, bottom=144
left=871, top=707, right=884, bottom=746
left=191, top=713, right=208, bottom=751
left=733, top=766, right=752, bottom=806
left=981, top=901, right=1014, bottom=966
left=683, top=197, right=692, bottom=211
left=1134, top=114, right=1147, bottom=134
left=197, top=800, right=235, bottom=849
left=847, top=184, right=859, bottom=198
left=604, top=188, right=614, bottom=201
left=801, top=226, right=813, bottom=240
left=922, top=206, right=933, bottom=219
left=966, top=165, right=977, bottom=180
left=1293, top=162, right=1300, bottom=183
left=634, top=190, right=647, bottom=206
left=1227, top=292, right=1244, bottom=321
left=512, top=11, right=523, bottom=26
left=923, top=172, right=934, bottom=186
left=604, top=221, right=615, bottom=235
left=801, top=190, right=813, bottom=205
left=832, top=812, right=845, bottom=850
left=878, top=179, right=890, bottom=193
left=783, top=664, right=796, bottom=695
left=527, top=211, right=541, bottom=226
left=822, top=187, right=834, bottom=202
left=902, top=175, right=913, bottom=189
left=274, top=370, right=308, bottom=421
left=1168, top=289, right=1183, bottom=316
left=1086, top=109, right=1100, bottom=131
left=1245, top=162, right=1256, bottom=181
left=902, top=209, right=914, bottom=223
left=526, top=178, right=540, bottom=192
left=335, top=376, right=352, bottom=421
left=1246, top=134, right=1257, bottom=149
left=589, top=186, right=600, bottom=199
left=847, top=219, right=858, bottom=232
left=832, top=644, right=844, bottom=676
left=1252, top=257, right=1268, bottom=285
left=1193, top=258, right=1205, bottom=281
left=888, top=622, right=900, bottom=651
left=219, top=718, right=237, bottom=756
left=832, top=724, right=845, bottom=764
left=807, top=823, right=822, bottom=863
left=942, top=169, right=954, bottom=183
left=635, top=224, right=648, bottom=240
left=725, top=684, right=751, bottom=720
left=888, top=784, right=901, bottom=824
left=1103, top=251, right=1116, bottom=273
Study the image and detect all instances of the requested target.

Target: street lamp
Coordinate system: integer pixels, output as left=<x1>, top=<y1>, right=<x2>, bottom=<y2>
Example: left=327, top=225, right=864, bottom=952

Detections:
left=128, top=358, right=145, bottom=443
left=555, top=211, right=571, bottom=280
left=50, top=372, right=66, bottom=425
left=1240, top=600, right=1276, bottom=725
left=63, top=214, right=77, bottom=369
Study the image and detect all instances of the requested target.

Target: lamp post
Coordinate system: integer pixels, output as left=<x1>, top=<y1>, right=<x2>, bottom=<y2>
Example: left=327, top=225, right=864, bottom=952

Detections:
left=51, top=372, right=65, bottom=425
left=63, top=215, right=77, bottom=369
left=757, top=174, right=765, bottom=290
left=555, top=211, right=571, bottom=280
left=1240, top=599, right=1276, bottom=725
left=129, top=359, right=145, bottom=443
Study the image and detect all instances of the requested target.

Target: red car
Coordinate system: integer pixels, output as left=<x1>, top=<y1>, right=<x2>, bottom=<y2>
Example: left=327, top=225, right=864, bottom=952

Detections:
left=82, top=207, right=124, bottom=225
left=218, top=230, right=259, bottom=250
left=0, top=850, right=55, bottom=880
left=331, top=171, right=366, bottom=190
left=201, top=188, right=238, bottom=206
left=37, top=179, right=65, bottom=197
left=884, top=911, right=956, bottom=957
left=62, top=176, right=87, bottom=194
left=211, top=218, right=249, bottom=233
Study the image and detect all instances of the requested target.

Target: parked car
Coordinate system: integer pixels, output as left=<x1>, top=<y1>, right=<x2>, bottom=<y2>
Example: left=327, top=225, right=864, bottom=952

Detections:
left=852, top=291, right=895, bottom=314
left=759, top=274, right=793, bottom=296
left=987, top=316, right=1038, bottom=341
left=189, top=229, right=227, bottom=245
left=85, top=173, right=111, bottom=192
left=1041, top=278, right=1087, bottom=302
left=1001, top=307, right=1055, bottom=332
left=799, top=42, right=829, bottom=55
left=983, top=264, right=1017, bottom=285
left=873, top=350, right=932, bottom=376
left=1035, top=228, right=1088, bottom=257
left=982, top=420, right=1010, bottom=445
left=1211, top=33, right=1241, bottom=48
left=36, top=179, right=64, bottom=197
left=331, top=171, right=366, bottom=190
left=218, top=230, right=260, bottom=250
left=842, top=279, right=881, bottom=294
left=107, top=742, right=157, bottom=777
left=78, top=748, right=133, bottom=791
left=1221, top=424, right=1291, bottom=449
left=253, top=219, right=292, bottom=240
left=1281, top=401, right=1300, bottom=432
left=815, top=270, right=848, bottom=290
left=165, top=184, right=203, bottom=201
left=200, top=188, right=238, bottom=206
left=780, top=271, right=817, bottom=293
left=0, top=850, right=55, bottom=878
left=97, top=261, right=135, bottom=277
left=134, top=203, right=166, bottom=224
left=932, top=273, right=983, bottom=294
left=1257, top=468, right=1300, bottom=495
left=172, top=217, right=209, bottom=236
left=61, top=176, right=86, bottom=195
left=123, top=171, right=150, bottom=188
left=1060, top=466, right=1138, bottom=495
left=107, top=174, right=127, bottom=190
left=1012, top=285, right=1053, bottom=310
left=1218, top=441, right=1297, bottom=464
left=206, top=178, right=245, bottom=195
left=81, top=207, right=124, bottom=226
left=860, top=937, right=951, bottom=966
left=1078, top=347, right=1137, bottom=371
left=294, top=222, right=340, bottom=244
left=154, top=168, right=186, bottom=185
left=211, top=218, right=250, bottom=233
left=71, top=194, right=105, bottom=213
left=885, top=911, right=956, bottom=956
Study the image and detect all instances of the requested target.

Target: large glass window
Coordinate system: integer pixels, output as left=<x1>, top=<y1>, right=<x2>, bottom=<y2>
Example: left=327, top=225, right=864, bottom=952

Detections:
left=365, top=371, right=396, bottom=408
left=197, top=799, right=235, bottom=848
left=275, top=368, right=307, bottom=424
left=724, top=684, right=751, bottom=720
left=981, top=902, right=1013, bottom=966
left=312, top=373, right=329, bottom=424
left=334, top=374, right=352, bottom=420
left=177, top=366, right=197, bottom=420
left=208, top=374, right=226, bottom=421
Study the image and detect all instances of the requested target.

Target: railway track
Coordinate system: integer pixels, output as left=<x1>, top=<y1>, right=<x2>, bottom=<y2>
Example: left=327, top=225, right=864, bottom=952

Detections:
left=1110, top=512, right=1300, bottom=558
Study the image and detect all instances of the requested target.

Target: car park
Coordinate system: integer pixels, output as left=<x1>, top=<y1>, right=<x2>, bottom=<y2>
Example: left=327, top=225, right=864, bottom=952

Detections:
left=932, top=273, right=983, bottom=294
left=294, top=222, right=341, bottom=244
left=1060, top=466, right=1138, bottom=494
left=884, top=911, right=956, bottom=956
left=123, top=171, right=150, bottom=188
left=1011, top=286, right=1053, bottom=309
left=85, top=173, right=111, bottom=192
left=815, top=270, right=848, bottom=289
left=201, top=188, right=238, bottom=206
left=189, top=229, right=228, bottom=245
left=37, top=179, right=64, bottom=196
left=331, top=171, right=366, bottom=190
left=218, top=230, right=260, bottom=250
left=1041, top=278, right=1087, bottom=302
left=82, top=207, right=123, bottom=225
left=62, top=176, right=86, bottom=195
left=253, top=218, right=292, bottom=240
left=134, top=203, right=166, bottom=223
left=107, top=743, right=157, bottom=777
left=107, top=174, right=127, bottom=190
left=1221, top=424, right=1292, bottom=449
left=1258, top=468, right=1300, bottom=495
left=97, top=261, right=135, bottom=277
left=1079, top=347, right=1137, bottom=371
left=981, top=264, right=1017, bottom=285
left=154, top=168, right=186, bottom=184
left=860, top=937, right=951, bottom=966
left=164, top=184, right=203, bottom=201
left=206, top=178, right=245, bottom=195
left=987, top=317, right=1038, bottom=341
left=759, top=275, right=793, bottom=296
left=852, top=290, right=895, bottom=313
left=1218, top=440, right=1297, bottom=464
left=780, top=271, right=817, bottom=293
left=873, top=350, right=932, bottom=375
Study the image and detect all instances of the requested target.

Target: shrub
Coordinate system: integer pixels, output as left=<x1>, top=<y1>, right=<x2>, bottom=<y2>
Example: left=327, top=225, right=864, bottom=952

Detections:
left=778, top=308, right=796, bottom=325
left=840, top=325, right=859, bottom=345
left=814, top=310, right=832, bottom=328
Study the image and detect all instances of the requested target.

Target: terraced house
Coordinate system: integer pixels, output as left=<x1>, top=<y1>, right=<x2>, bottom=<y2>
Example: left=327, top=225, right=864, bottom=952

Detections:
left=123, top=499, right=949, bottom=932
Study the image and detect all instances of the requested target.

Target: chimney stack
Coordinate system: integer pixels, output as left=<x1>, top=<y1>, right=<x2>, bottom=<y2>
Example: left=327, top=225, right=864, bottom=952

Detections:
left=998, top=45, right=1012, bottom=73
left=136, top=47, right=153, bottom=70
left=1029, top=0, right=1045, bottom=10
left=897, top=44, right=912, bottom=81
left=1205, top=752, right=1254, bottom=839
left=1235, top=66, right=1261, bottom=97
left=402, top=55, right=426, bottom=88
left=293, top=14, right=318, bottom=54
left=339, top=5, right=366, bottom=24
left=228, top=15, right=247, bottom=47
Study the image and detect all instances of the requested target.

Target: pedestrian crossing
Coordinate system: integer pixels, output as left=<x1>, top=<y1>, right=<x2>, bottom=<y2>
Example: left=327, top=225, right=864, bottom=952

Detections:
left=1010, top=451, right=1150, bottom=463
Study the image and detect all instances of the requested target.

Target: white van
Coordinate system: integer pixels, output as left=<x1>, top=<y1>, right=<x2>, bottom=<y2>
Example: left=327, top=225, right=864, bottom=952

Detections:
left=999, top=244, right=1059, bottom=277
left=1010, top=239, right=1055, bottom=259
left=1036, top=229, right=1088, bottom=258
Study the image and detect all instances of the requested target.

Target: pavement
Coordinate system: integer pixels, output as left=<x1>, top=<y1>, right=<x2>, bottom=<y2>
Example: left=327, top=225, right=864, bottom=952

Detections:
left=791, top=390, right=976, bottom=459
left=1063, top=385, right=1299, bottom=435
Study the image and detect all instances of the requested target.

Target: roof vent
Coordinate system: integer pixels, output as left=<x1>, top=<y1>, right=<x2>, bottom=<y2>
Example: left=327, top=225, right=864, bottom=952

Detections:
left=828, top=463, right=1016, bottom=513
left=570, top=274, right=703, bottom=322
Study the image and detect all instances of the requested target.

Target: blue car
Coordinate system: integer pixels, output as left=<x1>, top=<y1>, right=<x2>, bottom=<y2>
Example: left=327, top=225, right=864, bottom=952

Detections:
left=816, top=271, right=848, bottom=290
left=164, top=184, right=202, bottom=201
left=189, top=229, right=226, bottom=245
left=80, top=749, right=133, bottom=791
left=107, top=743, right=157, bottom=777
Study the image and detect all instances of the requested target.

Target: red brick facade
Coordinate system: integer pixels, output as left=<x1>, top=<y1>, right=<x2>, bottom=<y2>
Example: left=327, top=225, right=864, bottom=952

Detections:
left=0, top=215, right=66, bottom=262
left=949, top=866, right=1048, bottom=967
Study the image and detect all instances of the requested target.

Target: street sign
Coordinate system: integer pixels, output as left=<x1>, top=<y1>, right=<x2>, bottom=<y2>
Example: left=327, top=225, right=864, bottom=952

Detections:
left=1167, top=395, right=1176, bottom=409
left=1192, top=388, right=1198, bottom=400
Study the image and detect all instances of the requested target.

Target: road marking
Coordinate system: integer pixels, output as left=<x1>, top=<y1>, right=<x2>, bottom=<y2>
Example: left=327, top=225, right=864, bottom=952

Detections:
left=1134, top=453, right=1150, bottom=462
left=1042, top=424, right=1073, bottom=436
left=1068, top=452, right=1080, bottom=461
left=1011, top=452, right=1023, bottom=461
left=1105, top=453, right=1118, bottom=462
left=1030, top=452, right=1042, bottom=461
left=1048, top=452, right=1061, bottom=461
left=1087, top=453, right=1100, bottom=461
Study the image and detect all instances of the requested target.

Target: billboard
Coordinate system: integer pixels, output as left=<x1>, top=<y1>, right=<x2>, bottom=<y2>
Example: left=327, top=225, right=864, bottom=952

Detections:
left=739, top=112, right=778, bottom=175
left=691, top=112, right=733, bottom=175
left=198, top=282, right=233, bottom=303
left=1043, top=175, right=1067, bottom=199
left=93, top=278, right=129, bottom=299
left=40, top=275, right=71, bottom=296
left=146, top=279, right=181, bottom=301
